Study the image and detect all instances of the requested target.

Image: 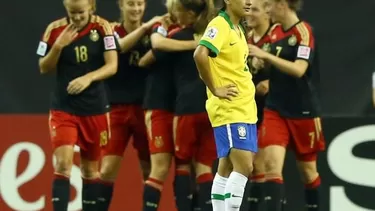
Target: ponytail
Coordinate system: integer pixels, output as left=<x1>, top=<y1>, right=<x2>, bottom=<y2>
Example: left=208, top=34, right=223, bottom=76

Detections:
left=180, top=0, right=215, bottom=34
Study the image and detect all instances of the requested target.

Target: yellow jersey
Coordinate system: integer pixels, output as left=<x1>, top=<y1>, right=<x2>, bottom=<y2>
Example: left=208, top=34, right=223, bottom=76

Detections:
left=199, top=11, right=257, bottom=127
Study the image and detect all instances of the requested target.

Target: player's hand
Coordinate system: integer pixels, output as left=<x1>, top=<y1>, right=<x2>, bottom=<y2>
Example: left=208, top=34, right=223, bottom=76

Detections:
left=67, top=75, right=92, bottom=95
left=252, top=57, right=265, bottom=70
left=143, top=16, right=164, bottom=29
left=248, top=44, right=269, bottom=60
left=213, top=84, right=238, bottom=100
left=54, top=24, right=78, bottom=49
left=161, top=14, right=174, bottom=29
left=256, top=80, right=269, bottom=96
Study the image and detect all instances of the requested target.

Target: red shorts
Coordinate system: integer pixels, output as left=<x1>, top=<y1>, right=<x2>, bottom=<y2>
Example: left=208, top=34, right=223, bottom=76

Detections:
left=259, top=109, right=325, bottom=161
left=173, top=113, right=217, bottom=167
left=145, top=110, right=174, bottom=154
left=49, top=110, right=109, bottom=161
left=102, top=105, right=149, bottom=161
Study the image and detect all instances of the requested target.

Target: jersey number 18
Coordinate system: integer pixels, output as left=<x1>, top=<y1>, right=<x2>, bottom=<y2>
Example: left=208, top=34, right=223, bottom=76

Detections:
left=74, top=46, right=88, bottom=63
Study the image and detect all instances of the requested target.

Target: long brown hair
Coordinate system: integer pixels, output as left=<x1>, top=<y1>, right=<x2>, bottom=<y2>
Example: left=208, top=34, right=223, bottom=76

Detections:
left=179, top=0, right=215, bottom=34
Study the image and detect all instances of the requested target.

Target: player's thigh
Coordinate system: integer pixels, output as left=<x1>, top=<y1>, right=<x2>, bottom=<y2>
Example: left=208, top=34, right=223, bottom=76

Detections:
left=78, top=113, right=109, bottom=163
left=286, top=117, right=325, bottom=161
left=144, top=109, right=174, bottom=154
left=196, top=113, right=217, bottom=168
left=130, top=105, right=150, bottom=162
left=102, top=106, right=131, bottom=157
left=259, top=109, right=290, bottom=148
left=173, top=114, right=197, bottom=163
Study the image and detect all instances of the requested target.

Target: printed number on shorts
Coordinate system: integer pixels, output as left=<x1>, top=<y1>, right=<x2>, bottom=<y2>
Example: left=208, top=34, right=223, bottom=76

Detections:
left=309, top=118, right=322, bottom=148
left=74, top=46, right=88, bottom=63
left=129, top=51, right=140, bottom=66
left=100, top=130, right=108, bottom=147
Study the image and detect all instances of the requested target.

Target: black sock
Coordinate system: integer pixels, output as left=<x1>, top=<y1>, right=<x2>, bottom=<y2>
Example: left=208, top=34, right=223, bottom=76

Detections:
left=192, top=189, right=200, bottom=211
left=174, top=173, right=192, bottom=211
left=82, top=179, right=99, bottom=211
left=197, top=181, right=213, bottom=211
left=305, top=187, right=319, bottom=211
left=264, top=180, right=283, bottom=211
left=248, top=182, right=264, bottom=211
left=305, top=177, right=321, bottom=211
left=52, top=174, right=70, bottom=211
left=97, top=181, right=114, bottom=211
left=143, top=183, right=162, bottom=211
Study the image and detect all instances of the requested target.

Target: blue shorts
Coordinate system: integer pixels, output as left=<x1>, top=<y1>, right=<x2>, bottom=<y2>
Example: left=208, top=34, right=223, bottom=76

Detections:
left=213, top=123, right=258, bottom=158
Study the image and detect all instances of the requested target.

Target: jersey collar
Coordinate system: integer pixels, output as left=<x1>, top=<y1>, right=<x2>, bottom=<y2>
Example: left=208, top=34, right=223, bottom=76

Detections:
left=218, top=11, right=234, bottom=29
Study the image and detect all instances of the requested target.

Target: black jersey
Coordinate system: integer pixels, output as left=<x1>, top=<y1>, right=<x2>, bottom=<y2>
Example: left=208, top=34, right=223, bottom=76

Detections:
left=247, top=25, right=273, bottom=125
left=106, top=23, right=150, bottom=105
left=266, top=22, right=321, bottom=118
left=143, top=26, right=181, bottom=111
left=170, top=27, right=206, bottom=115
left=37, top=16, right=117, bottom=115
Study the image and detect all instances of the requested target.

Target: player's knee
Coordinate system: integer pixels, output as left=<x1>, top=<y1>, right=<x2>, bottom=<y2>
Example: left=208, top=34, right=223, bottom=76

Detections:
left=217, top=158, right=233, bottom=177
left=296, top=160, right=319, bottom=184
left=253, top=156, right=266, bottom=175
left=150, top=154, right=172, bottom=180
left=195, top=162, right=211, bottom=176
left=229, top=149, right=253, bottom=176
left=55, top=159, right=73, bottom=176
left=264, top=159, right=282, bottom=178
left=81, top=163, right=99, bottom=179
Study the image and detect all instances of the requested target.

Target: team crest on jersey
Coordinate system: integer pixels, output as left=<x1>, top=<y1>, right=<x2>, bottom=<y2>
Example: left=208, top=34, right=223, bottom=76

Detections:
left=154, top=136, right=164, bottom=148
left=262, top=43, right=271, bottom=52
left=237, top=126, right=247, bottom=140
left=90, top=29, right=100, bottom=42
left=288, top=35, right=297, bottom=46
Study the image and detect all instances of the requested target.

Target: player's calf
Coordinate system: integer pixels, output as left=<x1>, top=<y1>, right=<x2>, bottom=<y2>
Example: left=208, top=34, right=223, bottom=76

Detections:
left=98, top=155, right=123, bottom=211
left=296, top=154, right=321, bottom=211
left=52, top=146, right=74, bottom=211
left=224, top=149, right=252, bottom=211
left=175, top=162, right=193, bottom=211
left=143, top=153, right=173, bottom=211
left=194, top=162, right=214, bottom=211
left=81, top=158, right=100, bottom=211
left=263, top=145, right=286, bottom=211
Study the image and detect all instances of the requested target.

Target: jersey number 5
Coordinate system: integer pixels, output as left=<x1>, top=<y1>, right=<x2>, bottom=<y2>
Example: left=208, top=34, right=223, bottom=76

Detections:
left=276, top=46, right=283, bottom=57
left=74, top=46, right=88, bottom=63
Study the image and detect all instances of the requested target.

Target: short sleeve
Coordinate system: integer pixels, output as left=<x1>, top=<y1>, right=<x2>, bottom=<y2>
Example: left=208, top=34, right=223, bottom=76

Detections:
left=36, top=19, right=67, bottom=57
left=95, top=16, right=118, bottom=51
left=199, top=17, right=230, bottom=57
left=295, top=23, right=315, bottom=64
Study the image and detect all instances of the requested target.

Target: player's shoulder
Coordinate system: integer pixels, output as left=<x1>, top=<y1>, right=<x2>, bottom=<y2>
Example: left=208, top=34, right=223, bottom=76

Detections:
left=171, top=27, right=195, bottom=40
left=269, top=23, right=282, bottom=33
left=42, top=17, right=68, bottom=42
left=293, top=21, right=314, bottom=36
left=91, top=15, right=113, bottom=36
left=109, top=22, right=121, bottom=30
left=208, top=15, right=227, bottom=28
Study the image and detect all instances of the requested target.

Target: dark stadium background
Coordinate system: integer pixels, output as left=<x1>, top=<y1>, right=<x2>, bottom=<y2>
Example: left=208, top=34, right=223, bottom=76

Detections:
left=1, top=0, right=375, bottom=210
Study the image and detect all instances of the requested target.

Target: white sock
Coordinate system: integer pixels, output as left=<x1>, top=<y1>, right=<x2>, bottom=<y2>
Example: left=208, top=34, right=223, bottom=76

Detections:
left=224, top=171, right=248, bottom=211
left=211, top=173, right=227, bottom=211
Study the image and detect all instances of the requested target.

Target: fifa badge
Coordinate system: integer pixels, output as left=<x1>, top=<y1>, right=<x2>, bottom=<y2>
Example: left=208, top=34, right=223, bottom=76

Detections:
left=90, top=29, right=99, bottom=42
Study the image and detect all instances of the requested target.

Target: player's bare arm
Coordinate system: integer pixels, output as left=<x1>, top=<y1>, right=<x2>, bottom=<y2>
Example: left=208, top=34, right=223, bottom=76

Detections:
left=194, top=45, right=238, bottom=100
left=67, top=50, right=118, bottom=95
left=256, top=79, right=269, bottom=96
left=138, top=50, right=155, bottom=67
left=117, top=16, right=162, bottom=53
left=151, top=33, right=197, bottom=51
left=39, top=24, right=78, bottom=74
left=249, top=44, right=309, bottom=78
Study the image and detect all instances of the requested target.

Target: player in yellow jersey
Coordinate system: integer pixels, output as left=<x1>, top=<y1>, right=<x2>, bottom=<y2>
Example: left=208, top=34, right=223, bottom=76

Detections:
left=194, top=0, right=254, bottom=210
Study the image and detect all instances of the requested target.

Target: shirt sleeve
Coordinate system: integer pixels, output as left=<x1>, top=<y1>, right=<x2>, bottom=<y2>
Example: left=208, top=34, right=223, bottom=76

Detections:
left=36, top=24, right=59, bottom=57
left=98, top=18, right=118, bottom=51
left=199, top=17, right=230, bottom=57
left=295, top=23, right=315, bottom=64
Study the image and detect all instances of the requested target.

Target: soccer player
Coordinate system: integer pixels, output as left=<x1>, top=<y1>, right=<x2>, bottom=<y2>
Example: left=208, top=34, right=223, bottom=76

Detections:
left=245, top=0, right=272, bottom=210
left=36, top=0, right=118, bottom=210
left=137, top=1, right=197, bottom=210
left=194, top=0, right=257, bottom=210
left=142, top=0, right=217, bottom=210
left=248, top=0, right=325, bottom=210
left=97, top=0, right=161, bottom=210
